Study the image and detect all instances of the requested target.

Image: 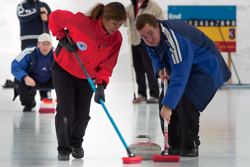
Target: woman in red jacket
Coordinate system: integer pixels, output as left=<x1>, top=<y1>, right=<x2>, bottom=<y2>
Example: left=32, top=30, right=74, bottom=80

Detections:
left=49, top=2, right=126, bottom=161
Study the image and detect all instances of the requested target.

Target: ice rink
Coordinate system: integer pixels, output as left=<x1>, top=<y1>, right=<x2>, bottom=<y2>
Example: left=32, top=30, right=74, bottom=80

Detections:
left=1, top=85, right=250, bottom=167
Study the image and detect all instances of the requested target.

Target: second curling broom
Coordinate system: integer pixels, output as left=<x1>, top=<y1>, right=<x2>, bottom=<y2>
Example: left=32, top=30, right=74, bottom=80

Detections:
left=152, top=69, right=180, bottom=162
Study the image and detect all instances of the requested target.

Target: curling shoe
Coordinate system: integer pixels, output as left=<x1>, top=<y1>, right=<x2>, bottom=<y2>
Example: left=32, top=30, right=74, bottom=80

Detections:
left=132, top=94, right=146, bottom=103
left=181, top=147, right=199, bottom=157
left=72, top=147, right=84, bottom=159
left=57, top=154, right=70, bottom=161
left=161, top=146, right=181, bottom=155
left=146, top=96, right=159, bottom=103
left=169, top=146, right=181, bottom=155
left=23, top=100, right=36, bottom=112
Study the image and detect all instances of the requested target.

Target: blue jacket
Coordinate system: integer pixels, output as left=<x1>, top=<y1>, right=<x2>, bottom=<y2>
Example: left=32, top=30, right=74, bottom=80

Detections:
left=146, top=20, right=231, bottom=111
left=17, top=0, right=51, bottom=43
left=11, top=45, right=54, bottom=83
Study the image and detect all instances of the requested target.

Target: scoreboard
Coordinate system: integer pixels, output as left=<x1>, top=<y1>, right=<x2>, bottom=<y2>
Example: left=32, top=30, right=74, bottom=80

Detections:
left=168, top=6, right=236, bottom=52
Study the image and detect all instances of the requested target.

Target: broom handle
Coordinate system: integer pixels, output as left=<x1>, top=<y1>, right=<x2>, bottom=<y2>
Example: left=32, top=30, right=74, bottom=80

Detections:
left=64, top=31, right=133, bottom=157
left=164, top=118, right=169, bottom=155
left=164, top=70, right=168, bottom=94
left=163, top=70, right=169, bottom=155
left=126, top=18, right=136, bottom=100
left=43, top=21, right=46, bottom=33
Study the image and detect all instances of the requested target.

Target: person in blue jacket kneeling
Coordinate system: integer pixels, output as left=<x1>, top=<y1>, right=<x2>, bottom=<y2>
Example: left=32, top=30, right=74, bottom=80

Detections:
left=135, top=13, right=231, bottom=157
left=11, top=33, right=54, bottom=112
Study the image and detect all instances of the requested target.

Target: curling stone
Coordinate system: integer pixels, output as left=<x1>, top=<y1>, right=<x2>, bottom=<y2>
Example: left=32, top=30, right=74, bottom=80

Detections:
left=128, top=135, right=161, bottom=160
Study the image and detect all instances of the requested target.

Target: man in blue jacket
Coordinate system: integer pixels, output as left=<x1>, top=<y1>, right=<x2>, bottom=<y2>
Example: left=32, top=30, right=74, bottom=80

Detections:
left=11, top=33, right=54, bottom=112
left=17, top=0, right=51, bottom=50
left=135, top=14, right=231, bottom=157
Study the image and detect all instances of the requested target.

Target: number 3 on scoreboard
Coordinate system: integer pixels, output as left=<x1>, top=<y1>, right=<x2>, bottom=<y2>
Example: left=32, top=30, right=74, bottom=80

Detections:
left=229, top=28, right=236, bottom=40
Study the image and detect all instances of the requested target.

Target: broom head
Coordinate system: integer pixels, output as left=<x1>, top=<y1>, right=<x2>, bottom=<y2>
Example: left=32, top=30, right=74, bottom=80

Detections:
left=39, top=108, right=55, bottom=114
left=122, top=156, right=143, bottom=164
left=152, top=155, right=180, bottom=162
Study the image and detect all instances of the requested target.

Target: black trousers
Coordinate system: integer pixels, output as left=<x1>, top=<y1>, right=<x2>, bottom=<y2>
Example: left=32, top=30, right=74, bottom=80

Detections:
left=159, top=89, right=201, bottom=148
left=132, top=45, right=159, bottom=98
left=52, top=61, right=94, bottom=154
left=13, top=78, right=53, bottom=106
left=21, top=42, right=36, bottom=51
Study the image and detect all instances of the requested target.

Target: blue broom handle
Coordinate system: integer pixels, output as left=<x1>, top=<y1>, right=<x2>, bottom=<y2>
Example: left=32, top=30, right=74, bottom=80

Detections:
left=65, top=30, right=129, bottom=149
left=77, top=53, right=129, bottom=149
left=99, top=99, right=129, bottom=148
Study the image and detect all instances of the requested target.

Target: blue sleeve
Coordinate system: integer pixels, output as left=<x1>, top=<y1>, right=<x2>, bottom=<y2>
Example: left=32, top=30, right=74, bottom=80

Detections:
left=17, top=2, right=40, bottom=23
left=11, top=49, right=31, bottom=82
left=146, top=47, right=163, bottom=76
left=162, top=32, right=195, bottom=109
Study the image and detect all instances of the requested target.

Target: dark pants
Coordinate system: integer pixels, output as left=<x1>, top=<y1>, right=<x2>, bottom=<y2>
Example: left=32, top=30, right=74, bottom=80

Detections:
left=21, top=41, right=49, bottom=98
left=13, top=78, right=53, bottom=106
left=52, top=61, right=93, bottom=154
left=159, top=89, right=201, bottom=148
left=21, top=42, right=36, bottom=51
left=132, top=45, right=159, bottom=98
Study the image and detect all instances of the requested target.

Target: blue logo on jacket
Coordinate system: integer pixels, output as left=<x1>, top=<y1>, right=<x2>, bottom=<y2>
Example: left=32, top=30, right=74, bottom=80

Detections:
left=77, top=42, right=87, bottom=51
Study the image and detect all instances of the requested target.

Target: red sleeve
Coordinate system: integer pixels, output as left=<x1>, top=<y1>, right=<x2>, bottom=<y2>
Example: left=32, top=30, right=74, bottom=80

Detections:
left=48, top=10, right=76, bottom=39
left=95, top=34, right=123, bottom=86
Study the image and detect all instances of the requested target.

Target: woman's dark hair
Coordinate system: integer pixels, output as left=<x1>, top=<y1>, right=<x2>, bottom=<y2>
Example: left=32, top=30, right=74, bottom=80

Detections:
left=136, top=13, right=158, bottom=30
left=87, top=2, right=126, bottom=21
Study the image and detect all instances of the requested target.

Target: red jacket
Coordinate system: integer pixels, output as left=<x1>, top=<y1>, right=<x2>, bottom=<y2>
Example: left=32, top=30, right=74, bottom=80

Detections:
left=49, top=10, right=123, bottom=86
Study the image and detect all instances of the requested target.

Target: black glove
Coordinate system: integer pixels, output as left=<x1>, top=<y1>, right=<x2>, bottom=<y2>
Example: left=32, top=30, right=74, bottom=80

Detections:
left=59, top=36, right=77, bottom=53
left=94, top=85, right=105, bottom=104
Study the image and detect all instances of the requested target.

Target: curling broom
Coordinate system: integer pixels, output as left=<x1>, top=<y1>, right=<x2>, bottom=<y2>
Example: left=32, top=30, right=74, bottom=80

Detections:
left=152, top=69, right=180, bottom=162
left=65, top=30, right=142, bottom=164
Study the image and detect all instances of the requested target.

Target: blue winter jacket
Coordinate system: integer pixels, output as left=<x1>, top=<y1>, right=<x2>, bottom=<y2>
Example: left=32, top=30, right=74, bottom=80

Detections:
left=11, top=45, right=54, bottom=83
left=145, top=20, right=231, bottom=111
left=17, top=0, right=51, bottom=44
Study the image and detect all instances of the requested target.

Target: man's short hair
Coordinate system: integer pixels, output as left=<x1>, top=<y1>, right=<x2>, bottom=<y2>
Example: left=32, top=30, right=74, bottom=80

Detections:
left=135, top=13, right=158, bottom=31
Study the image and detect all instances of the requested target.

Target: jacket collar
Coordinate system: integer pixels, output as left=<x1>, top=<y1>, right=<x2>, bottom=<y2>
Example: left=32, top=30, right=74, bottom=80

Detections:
left=158, top=21, right=168, bottom=48
left=131, top=0, right=149, bottom=13
left=140, top=0, right=149, bottom=9
left=36, top=46, right=53, bottom=58
left=98, top=16, right=112, bottom=37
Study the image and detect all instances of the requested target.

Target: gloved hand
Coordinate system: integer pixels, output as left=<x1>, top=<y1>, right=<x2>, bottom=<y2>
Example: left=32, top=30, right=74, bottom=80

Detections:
left=59, top=36, right=77, bottom=53
left=94, top=85, right=105, bottom=104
